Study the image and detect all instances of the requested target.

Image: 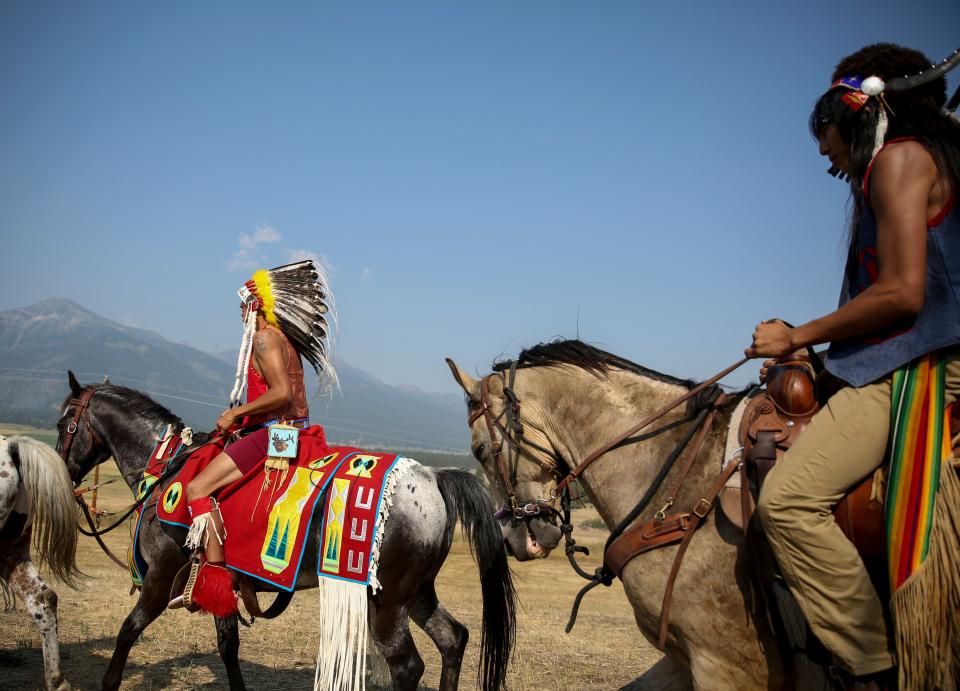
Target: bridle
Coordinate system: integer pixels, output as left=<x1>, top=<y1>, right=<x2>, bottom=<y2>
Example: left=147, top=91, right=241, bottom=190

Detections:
left=470, top=355, right=751, bottom=632
left=59, top=388, right=101, bottom=465
left=57, top=385, right=221, bottom=569
left=57, top=387, right=130, bottom=568
left=471, top=360, right=567, bottom=520
left=472, top=357, right=750, bottom=521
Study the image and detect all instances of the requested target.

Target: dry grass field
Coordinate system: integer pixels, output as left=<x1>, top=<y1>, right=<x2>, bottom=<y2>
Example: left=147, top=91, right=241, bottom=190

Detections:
left=0, top=428, right=660, bottom=690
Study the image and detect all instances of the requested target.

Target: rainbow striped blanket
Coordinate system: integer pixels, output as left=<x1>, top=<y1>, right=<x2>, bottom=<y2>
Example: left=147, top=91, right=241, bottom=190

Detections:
left=886, top=353, right=952, bottom=589
left=885, top=352, right=960, bottom=689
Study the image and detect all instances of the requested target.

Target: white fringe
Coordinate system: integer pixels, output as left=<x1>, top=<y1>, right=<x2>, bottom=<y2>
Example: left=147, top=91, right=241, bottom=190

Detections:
left=184, top=511, right=224, bottom=551
left=230, top=308, right=259, bottom=406
left=312, top=457, right=419, bottom=691
left=369, top=457, right=418, bottom=594
left=314, top=578, right=368, bottom=691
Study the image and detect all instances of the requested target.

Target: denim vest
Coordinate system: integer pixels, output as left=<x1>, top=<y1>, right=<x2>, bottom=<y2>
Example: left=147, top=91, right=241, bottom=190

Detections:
left=826, top=141, right=960, bottom=387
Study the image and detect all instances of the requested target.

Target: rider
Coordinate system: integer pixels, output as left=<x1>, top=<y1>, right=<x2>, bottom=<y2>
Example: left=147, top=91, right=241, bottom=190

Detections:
left=170, top=259, right=335, bottom=610
left=747, top=44, right=960, bottom=688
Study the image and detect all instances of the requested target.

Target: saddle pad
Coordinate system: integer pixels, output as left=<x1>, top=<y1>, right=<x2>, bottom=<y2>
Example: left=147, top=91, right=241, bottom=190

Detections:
left=316, top=450, right=405, bottom=587
left=154, top=426, right=410, bottom=591
left=130, top=426, right=190, bottom=587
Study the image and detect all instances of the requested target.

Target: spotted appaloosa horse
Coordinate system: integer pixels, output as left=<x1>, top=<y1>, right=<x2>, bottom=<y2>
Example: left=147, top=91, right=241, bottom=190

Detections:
left=57, top=372, right=515, bottom=691
left=1, top=434, right=81, bottom=691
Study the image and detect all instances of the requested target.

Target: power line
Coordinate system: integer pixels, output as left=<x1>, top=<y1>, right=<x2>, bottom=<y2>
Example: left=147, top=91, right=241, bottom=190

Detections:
left=0, top=369, right=467, bottom=451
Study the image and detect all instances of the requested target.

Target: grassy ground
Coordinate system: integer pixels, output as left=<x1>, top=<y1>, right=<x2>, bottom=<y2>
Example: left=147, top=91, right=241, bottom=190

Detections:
left=0, top=423, right=60, bottom=448
left=0, top=433, right=660, bottom=690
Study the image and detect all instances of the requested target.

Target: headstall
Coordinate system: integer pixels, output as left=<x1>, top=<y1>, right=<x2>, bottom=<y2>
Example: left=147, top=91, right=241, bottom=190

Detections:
left=471, top=360, right=567, bottom=521
left=470, top=355, right=751, bottom=637
left=59, top=388, right=100, bottom=464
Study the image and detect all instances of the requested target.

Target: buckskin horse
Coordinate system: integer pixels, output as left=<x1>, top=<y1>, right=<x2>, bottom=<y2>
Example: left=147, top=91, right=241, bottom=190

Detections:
left=446, top=339, right=907, bottom=691
left=1, top=434, right=81, bottom=691
left=56, top=372, right=515, bottom=691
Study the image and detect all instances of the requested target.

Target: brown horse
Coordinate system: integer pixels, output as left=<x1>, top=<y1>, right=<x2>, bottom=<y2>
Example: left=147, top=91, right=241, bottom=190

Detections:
left=448, top=340, right=792, bottom=691
left=0, top=435, right=81, bottom=691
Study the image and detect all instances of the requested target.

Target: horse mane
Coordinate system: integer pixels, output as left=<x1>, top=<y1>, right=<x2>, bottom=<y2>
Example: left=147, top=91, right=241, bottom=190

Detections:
left=84, top=383, right=183, bottom=428
left=494, top=338, right=696, bottom=388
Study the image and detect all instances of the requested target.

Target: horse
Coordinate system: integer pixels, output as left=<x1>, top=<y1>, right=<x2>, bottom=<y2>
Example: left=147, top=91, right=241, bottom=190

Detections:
left=56, top=371, right=515, bottom=691
left=1, top=434, right=82, bottom=691
left=447, top=340, right=792, bottom=691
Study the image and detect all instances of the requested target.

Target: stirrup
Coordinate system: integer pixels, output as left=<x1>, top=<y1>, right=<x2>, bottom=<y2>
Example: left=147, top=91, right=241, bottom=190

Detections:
left=168, top=558, right=201, bottom=611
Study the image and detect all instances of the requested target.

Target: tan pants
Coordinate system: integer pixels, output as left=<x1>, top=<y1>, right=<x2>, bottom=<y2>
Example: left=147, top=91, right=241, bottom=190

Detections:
left=757, top=347, right=960, bottom=676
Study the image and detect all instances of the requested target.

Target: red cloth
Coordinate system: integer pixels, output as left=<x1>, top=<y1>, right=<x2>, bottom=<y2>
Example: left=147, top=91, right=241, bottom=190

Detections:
left=156, top=426, right=403, bottom=591
left=223, top=428, right=270, bottom=474
left=241, top=326, right=309, bottom=427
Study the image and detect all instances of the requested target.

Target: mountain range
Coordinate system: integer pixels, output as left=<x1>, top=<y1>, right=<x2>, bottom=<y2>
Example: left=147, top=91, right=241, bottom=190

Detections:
left=0, top=298, right=471, bottom=454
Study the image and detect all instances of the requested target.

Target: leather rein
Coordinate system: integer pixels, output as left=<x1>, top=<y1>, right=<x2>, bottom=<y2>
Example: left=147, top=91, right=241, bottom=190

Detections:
left=474, top=357, right=749, bottom=519
left=472, top=356, right=750, bottom=640
left=59, top=387, right=216, bottom=570
left=58, top=388, right=128, bottom=568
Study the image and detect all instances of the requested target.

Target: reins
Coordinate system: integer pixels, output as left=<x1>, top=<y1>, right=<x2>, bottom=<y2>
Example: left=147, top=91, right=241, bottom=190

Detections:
left=60, top=386, right=223, bottom=569
left=555, top=356, right=749, bottom=495
left=473, top=355, right=750, bottom=635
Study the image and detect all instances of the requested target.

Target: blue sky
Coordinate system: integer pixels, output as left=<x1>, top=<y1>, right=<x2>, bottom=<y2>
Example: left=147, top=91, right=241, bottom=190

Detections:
left=1, top=2, right=957, bottom=394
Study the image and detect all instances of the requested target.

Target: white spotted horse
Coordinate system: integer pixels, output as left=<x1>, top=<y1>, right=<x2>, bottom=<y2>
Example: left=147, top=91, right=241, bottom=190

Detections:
left=57, top=371, right=515, bottom=691
left=1, top=434, right=81, bottom=691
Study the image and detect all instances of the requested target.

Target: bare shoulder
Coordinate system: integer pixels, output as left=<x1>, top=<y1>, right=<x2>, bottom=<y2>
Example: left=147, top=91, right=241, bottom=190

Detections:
left=871, top=139, right=938, bottom=182
left=254, top=327, right=284, bottom=353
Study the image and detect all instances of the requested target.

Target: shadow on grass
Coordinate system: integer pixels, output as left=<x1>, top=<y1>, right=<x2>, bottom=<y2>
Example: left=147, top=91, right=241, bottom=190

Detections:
left=0, top=635, right=429, bottom=690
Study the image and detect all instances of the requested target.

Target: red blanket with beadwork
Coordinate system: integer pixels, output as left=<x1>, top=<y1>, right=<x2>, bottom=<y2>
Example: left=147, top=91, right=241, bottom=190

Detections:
left=153, top=426, right=406, bottom=591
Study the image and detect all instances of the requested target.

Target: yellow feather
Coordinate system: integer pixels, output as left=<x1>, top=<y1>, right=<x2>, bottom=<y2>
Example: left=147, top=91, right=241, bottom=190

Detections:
left=251, top=270, right=278, bottom=326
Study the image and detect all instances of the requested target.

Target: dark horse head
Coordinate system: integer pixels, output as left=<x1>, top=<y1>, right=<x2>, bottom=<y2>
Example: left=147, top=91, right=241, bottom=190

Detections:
left=56, top=370, right=183, bottom=486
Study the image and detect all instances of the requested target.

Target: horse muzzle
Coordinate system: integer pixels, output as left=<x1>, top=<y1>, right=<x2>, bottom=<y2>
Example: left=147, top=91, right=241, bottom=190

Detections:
left=500, top=515, right=563, bottom=561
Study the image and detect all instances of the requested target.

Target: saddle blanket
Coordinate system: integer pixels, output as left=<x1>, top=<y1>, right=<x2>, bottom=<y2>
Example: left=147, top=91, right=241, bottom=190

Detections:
left=130, top=425, right=190, bottom=587
left=151, top=425, right=412, bottom=591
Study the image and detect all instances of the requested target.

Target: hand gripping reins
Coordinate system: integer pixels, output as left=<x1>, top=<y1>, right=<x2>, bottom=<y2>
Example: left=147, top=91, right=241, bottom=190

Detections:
left=61, top=386, right=227, bottom=569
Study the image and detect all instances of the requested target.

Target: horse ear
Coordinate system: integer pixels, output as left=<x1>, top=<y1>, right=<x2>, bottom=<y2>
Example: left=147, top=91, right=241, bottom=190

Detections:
left=68, top=370, right=83, bottom=397
left=445, top=358, right=478, bottom=395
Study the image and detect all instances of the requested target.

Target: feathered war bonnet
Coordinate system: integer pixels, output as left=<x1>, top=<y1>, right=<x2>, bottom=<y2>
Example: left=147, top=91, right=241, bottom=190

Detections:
left=230, top=259, right=337, bottom=406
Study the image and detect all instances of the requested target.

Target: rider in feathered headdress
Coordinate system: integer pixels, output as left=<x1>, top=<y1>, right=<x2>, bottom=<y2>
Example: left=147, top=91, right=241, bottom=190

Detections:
left=169, top=259, right=336, bottom=612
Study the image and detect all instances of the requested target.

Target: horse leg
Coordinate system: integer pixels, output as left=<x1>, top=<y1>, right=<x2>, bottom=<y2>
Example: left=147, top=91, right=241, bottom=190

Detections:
left=369, top=603, right=424, bottom=691
left=101, top=569, right=173, bottom=691
left=409, top=583, right=468, bottom=691
left=2, top=539, right=70, bottom=691
left=215, top=615, right=246, bottom=691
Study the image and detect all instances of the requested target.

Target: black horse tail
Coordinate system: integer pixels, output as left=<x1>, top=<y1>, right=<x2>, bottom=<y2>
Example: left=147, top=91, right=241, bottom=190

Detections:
left=435, top=469, right=516, bottom=691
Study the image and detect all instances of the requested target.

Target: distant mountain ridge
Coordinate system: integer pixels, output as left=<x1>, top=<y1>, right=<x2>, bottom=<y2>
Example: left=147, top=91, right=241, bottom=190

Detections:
left=0, top=299, right=470, bottom=453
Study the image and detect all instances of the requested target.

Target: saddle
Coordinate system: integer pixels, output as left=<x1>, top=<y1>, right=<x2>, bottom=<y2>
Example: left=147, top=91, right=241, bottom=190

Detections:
left=732, top=356, right=885, bottom=573
left=601, top=355, right=960, bottom=651
left=726, top=355, right=960, bottom=590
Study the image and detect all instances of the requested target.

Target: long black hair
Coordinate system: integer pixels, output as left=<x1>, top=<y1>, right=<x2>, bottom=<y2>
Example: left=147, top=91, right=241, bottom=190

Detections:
left=812, top=44, right=960, bottom=192
left=810, top=44, right=960, bottom=276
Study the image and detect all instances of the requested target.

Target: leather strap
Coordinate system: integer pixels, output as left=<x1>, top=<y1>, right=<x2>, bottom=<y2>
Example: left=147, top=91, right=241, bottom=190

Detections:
left=653, top=395, right=726, bottom=518
left=604, top=513, right=694, bottom=578
left=556, top=358, right=747, bottom=494
left=59, top=388, right=98, bottom=463
left=658, top=458, right=742, bottom=650
left=603, top=396, right=726, bottom=577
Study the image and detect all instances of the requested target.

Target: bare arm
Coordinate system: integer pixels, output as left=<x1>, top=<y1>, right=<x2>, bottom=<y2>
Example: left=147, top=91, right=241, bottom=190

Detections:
left=216, top=330, right=292, bottom=433
left=747, top=141, right=937, bottom=358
